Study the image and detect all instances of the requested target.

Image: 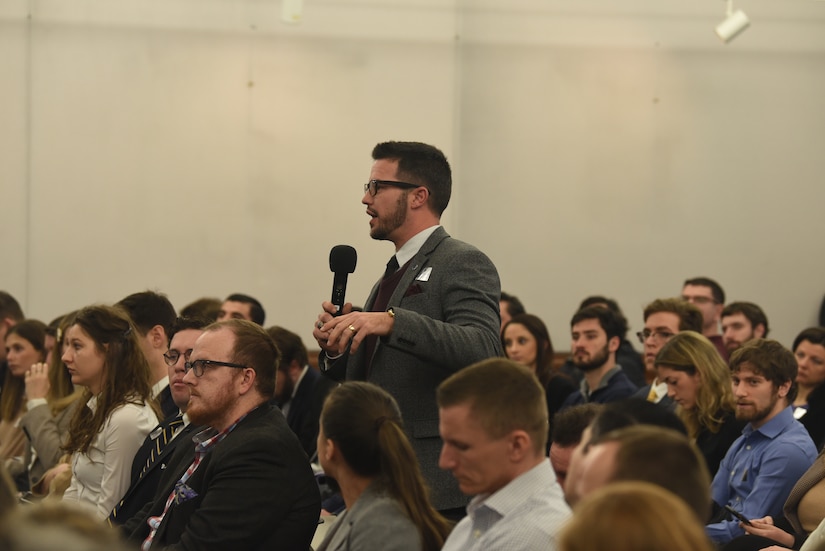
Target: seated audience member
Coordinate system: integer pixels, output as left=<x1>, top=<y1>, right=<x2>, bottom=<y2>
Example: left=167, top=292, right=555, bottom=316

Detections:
left=792, top=328, right=825, bottom=449
left=549, top=404, right=603, bottom=487
left=61, top=305, right=159, bottom=520
left=0, top=291, right=25, bottom=384
left=267, top=326, right=337, bottom=458
left=682, top=277, right=728, bottom=360
left=559, top=481, right=716, bottom=551
left=722, top=447, right=825, bottom=551
left=315, top=382, right=451, bottom=551
left=502, top=314, right=576, bottom=446
left=2, top=320, right=48, bottom=483
left=562, top=306, right=638, bottom=408
left=0, top=500, right=131, bottom=551
left=116, top=291, right=179, bottom=419
left=559, top=296, right=646, bottom=387
left=15, top=313, right=83, bottom=493
left=499, top=291, right=526, bottom=332
left=656, top=331, right=745, bottom=477
left=108, top=317, right=210, bottom=525
left=438, top=358, right=571, bottom=550
left=216, top=293, right=265, bottom=325
left=179, top=297, right=222, bottom=322
left=721, top=302, right=770, bottom=355
left=707, top=339, right=817, bottom=546
left=124, top=320, right=320, bottom=550
left=566, top=424, right=709, bottom=521
left=634, top=298, right=704, bottom=407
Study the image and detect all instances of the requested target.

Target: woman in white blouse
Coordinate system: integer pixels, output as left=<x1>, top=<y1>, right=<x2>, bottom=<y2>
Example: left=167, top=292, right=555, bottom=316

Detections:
left=61, top=305, right=159, bottom=519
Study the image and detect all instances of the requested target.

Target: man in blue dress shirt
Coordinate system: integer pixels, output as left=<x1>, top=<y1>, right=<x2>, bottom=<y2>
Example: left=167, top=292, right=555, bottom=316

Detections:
left=706, top=339, right=817, bottom=545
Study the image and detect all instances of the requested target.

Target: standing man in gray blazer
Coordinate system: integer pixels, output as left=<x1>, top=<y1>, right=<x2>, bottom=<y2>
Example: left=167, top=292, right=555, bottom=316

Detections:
left=313, top=141, right=502, bottom=514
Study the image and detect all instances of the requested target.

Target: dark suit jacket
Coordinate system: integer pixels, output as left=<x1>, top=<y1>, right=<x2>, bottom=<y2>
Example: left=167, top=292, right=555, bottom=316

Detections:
left=125, top=404, right=321, bottom=551
left=111, top=419, right=201, bottom=525
left=322, top=227, right=502, bottom=510
left=284, top=367, right=337, bottom=459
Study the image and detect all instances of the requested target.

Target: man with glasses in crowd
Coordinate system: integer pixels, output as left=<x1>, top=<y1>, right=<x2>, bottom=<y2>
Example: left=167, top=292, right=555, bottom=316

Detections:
left=125, top=319, right=320, bottom=550
left=312, top=141, right=501, bottom=516
left=682, top=277, right=728, bottom=360
left=633, top=298, right=704, bottom=407
left=110, top=317, right=208, bottom=526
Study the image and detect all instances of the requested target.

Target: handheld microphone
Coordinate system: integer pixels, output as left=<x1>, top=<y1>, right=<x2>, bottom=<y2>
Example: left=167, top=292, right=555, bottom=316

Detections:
left=329, top=245, right=357, bottom=316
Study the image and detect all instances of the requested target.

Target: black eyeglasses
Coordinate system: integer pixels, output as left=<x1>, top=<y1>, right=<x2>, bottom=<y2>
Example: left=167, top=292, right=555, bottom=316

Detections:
left=363, top=179, right=421, bottom=197
left=163, top=349, right=193, bottom=367
left=636, top=330, right=676, bottom=344
left=184, top=359, right=248, bottom=377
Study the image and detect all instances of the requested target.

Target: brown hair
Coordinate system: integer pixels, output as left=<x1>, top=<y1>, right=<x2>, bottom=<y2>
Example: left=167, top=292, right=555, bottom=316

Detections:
left=63, top=306, right=156, bottom=455
left=1, top=320, right=47, bottom=422
left=437, top=358, right=548, bottom=455
left=559, top=481, right=715, bottom=551
left=643, top=298, right=703, bottom=333
left=322, top=382, right=451, bottom=551
left=655, top=331, right=735, bottom=437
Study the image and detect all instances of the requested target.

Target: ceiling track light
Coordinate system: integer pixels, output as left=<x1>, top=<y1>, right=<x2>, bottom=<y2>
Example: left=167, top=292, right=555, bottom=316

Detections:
left=715, top=0, right=750, bottom=43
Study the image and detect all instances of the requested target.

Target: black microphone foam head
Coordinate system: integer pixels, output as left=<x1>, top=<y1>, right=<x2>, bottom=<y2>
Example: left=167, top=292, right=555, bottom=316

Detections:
left=329, top=245, right=357, bottom=274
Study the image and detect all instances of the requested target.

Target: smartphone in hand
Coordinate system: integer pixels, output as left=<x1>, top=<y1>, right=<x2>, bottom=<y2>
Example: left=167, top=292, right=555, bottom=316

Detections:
left=724, top=505, right=753, bottom=526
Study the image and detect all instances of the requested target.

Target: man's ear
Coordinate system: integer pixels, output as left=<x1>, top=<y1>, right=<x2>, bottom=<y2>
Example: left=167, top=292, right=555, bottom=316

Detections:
left=238, top=367, right=257, bottom=395
left=777, top=379, right=792, bottom=399
left=148, top=325, right=167, bottom=350
left=408, top=186, right=430, bottom=210
left=754, top=324, right=766, bottom=339
left=607, top=335, right=620, bottom=353
left=507, top=430, right=533, bottom=462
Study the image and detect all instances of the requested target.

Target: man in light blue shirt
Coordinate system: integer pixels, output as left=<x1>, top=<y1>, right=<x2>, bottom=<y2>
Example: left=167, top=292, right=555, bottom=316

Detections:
left=437, top=358, right=571, bottom=551
left=707, top=339, right=817, bottom=545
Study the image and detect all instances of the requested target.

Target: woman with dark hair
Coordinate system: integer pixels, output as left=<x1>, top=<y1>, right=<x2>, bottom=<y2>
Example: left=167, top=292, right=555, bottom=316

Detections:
left=1, top=320, right=48, bottom=470
left=792, top=327, right=825, bottom=449
left=502, top=314, right=576, bottom=447
left=15, top=312, right=83, bottom=492
left=61, top=305, right=158, bottom=519
left=315, top=382, right=451, bottom=551
left=655, top=331, right=743, bottom=477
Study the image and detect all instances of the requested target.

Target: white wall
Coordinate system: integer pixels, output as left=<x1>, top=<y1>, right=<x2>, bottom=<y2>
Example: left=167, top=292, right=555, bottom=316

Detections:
left=2, top=0, right=823, bottom=349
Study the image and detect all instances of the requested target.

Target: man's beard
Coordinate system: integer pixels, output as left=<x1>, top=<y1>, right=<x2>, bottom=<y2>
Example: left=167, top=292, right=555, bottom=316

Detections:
left=370, top=193, right=407, bottom=241
left=736, top=389, right=779, bottom=425
left=573, top=344, right=610, bottom=372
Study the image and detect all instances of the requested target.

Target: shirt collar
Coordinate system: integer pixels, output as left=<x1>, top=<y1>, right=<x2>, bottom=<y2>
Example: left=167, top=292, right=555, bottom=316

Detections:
left=291, top=365, right=310, bottom=399
left=747, top=405, right=795, bottom=439
left=467, top=460, right=555, bottom=517
left=395, top=225, right=440, bottom=268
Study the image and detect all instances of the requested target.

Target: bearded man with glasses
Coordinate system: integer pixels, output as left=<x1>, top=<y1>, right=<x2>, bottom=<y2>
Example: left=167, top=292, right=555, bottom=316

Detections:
left=123, top=319, right=320, bottom=551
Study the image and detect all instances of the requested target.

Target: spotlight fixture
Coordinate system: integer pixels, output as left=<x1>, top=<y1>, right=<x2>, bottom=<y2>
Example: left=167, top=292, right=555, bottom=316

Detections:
left=715, top=0, right=750, bottom=43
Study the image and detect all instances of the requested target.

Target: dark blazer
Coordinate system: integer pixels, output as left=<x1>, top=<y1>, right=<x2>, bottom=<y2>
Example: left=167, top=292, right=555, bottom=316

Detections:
left=156, top=386, right=178, bottom=421
left=322, top=227, right=502, bottom=510
left=284, top=367, right=337, bottom=459
left=800, top=384, right=825, bottom=451
left=125, top=404, right=321, bottom=551
left=111, top=419, right=201, bottom=525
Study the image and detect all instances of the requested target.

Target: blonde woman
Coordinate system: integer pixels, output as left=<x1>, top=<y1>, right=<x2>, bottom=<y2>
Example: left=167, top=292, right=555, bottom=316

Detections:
left=655, top=331, right=744, bottom=477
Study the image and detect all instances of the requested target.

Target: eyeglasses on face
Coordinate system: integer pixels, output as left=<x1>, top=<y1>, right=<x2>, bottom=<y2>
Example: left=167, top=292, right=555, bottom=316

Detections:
left=636, top=330, right=676, bottom=344
left=163, top=349, right=193, bottom=367
left=184, top=359, right=248, bottom=377
left=363, top=179, right=421, bottom=197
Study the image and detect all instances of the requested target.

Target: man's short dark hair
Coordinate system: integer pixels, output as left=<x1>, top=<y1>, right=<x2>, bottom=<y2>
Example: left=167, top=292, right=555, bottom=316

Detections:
left=211, top=319, right=280, bottom=399
left=372, top=141, right=452, bottom=216
left=683, top=277, right=725, bottom=305
left=721, top=302, right=770, bottom=337
left=643, top=298, right=703, bottom=333
left=180, top=297, right=222, bottom=322
left=116, top=291, right=176, bottom=336
left=225, top=294, right=266, bottom=326
left=570, top=305, right=628, bottom=342
left=266, top=326, right=308, bottom=371
left=500, top=292, right=526, bottom=318
left=0, top=291, right=24, bottom=322
left=168, top=316, right=212, bottom=344
left=589, top=398, right=687, bottom=441
left=730, top=338, right=798, bottom=404
left=592, top=425, right=711, bottom=522
left=551, top=404, right=603, bottom=447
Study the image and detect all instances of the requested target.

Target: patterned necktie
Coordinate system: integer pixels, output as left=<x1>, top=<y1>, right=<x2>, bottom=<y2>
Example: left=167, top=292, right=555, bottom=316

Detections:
left=108, top=414, right=185, bottom=524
